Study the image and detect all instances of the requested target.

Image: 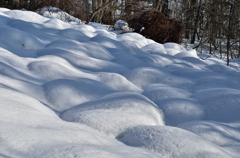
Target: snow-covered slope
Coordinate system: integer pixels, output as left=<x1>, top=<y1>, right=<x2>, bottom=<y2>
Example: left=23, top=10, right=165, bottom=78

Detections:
left=0, top=8, right=240, bottom=158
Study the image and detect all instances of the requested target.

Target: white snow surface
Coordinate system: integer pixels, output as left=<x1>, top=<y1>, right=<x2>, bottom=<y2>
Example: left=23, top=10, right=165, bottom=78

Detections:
left=0, top=8, right=240, bottom=158
left=36, top=7, right=82, bottom=24
left=113, top=20, right=130, bottom=33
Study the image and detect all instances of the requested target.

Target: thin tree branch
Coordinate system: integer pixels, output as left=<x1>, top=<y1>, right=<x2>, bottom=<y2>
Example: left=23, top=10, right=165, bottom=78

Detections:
left=86, top=0, right=114, bottom=24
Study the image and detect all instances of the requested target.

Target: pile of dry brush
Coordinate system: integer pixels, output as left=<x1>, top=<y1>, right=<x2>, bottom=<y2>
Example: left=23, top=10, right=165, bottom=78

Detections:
left=127, top=10, right=184, bottom=44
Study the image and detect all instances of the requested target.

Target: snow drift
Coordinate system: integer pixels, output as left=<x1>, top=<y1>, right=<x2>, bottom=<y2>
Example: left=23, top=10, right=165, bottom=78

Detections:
left=0, top=7, right=240, bottom=158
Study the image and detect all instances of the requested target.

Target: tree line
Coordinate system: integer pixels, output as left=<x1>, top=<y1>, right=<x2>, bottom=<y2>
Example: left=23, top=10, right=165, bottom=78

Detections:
left=1, top=0, right=240, bottom=62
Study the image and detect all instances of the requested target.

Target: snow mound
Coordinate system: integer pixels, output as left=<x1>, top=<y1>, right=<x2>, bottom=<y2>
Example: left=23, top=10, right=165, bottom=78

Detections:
left=37, top=47, right=128, bottom=73
left=91, top=34, right=126, bottom=50
left=179, top=121, right=240, bottom=147
left=46, top=39, right=114, bottom=60
left=118, top=33, right=149, bottom=50
left=89, top=22, right=108, bottom=30
left=143, top=84, right=192, bottom=101
left=43, top=79, right=115, bottom=111
left=0, top=26, right=45, bottom=52
left=3, top=9, right=48, bottom=23
left=28, top=57, right=82, bottom=80
left=192, top=88, right=240, bottom=122
left=164, top=43, right=198, bottom=58
left=42, top=18, right=74, bottom=30
left=76, top=24, right=96, bottom=37
left=164, top=42, right=186, bottom=51
left=0, top=86, right=56, bottom=119
left=0, top=61, right=33, bottom=82
left=119, top=125, right=232, bottom=158
left=96, top=73, right=143, bottom=92
left=37, top=7, right=82, bottom=23
left=174, top=49, right=198, bottom=58
left=156, top=98, right=205, bottom=126
left=124, top=67, right=194, bottom=88
left=114, top=20, right=130, bottom=33
left=34, top=143, right=160, bottom=158
left=142, top=43, right=167, bottom=55
left=194, top=75, right=240, bottom=90
left=61, top=92, right=164, bottom=136
left=58, top=28, right=91, bottom=42
left=207, top=64, right=239, bottom=73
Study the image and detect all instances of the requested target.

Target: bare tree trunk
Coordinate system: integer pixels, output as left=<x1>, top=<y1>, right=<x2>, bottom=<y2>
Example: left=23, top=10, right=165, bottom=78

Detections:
left=162, top=0, right=168, bottom=16
left=92, top=0, right=97, bottom=15
left=86, top=0, right=114, bottom=24
left=155, top=0, right=162, bottom=11
left=227, top=3, right=234, bottom=66
left=97, top=0, right=104, bottom=22
left=13, top=0, right=20, bottom=8
left=238, top=40, right=240, bottom=58
left=184, top=0, right=192, bottom=39
left=110, top=0, right=118, bottom=25
left=193, top=20, right=208, bottom=50
left=191, top=0, right=202, bottom=44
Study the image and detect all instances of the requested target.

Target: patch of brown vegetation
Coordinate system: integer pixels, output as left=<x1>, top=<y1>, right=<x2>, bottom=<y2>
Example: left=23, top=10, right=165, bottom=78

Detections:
left=127, top=10, right=184, bottom=44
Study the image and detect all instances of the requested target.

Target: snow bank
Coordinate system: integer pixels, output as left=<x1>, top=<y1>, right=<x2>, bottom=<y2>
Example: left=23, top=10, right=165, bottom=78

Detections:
left=142, top=84, right=204, bottom=125
left=0, top=86, right=159, bottom=158
left=179, top=121, right=240, bottom=147
left=192, top=88, right=240, bottom=122
left=0, top=26, right=45, bottom=52
left=43, top=79, right=115, bottom=111
left=37, top=47, right=128, bottom=73
left=142, top=43, right=167, bottom=55
left=0, top=86, right=56, bottom=119
left=119, top=125, right=232, bottom=158
left=61, top=92, right=164, bottom=136
left=124, top=67, right=194, bottom=88
left=28, top=57, right=82, bottom=80
left=3, top=9, right=49, bottom=23
left=143, top=84, right=192, bottom=101
left=118, top=33, right=149, bottom=48
left=58, top=28, right=91, bottom=42
left=45, top=39, right=114, bottom=60
left=156, top=98, right=205, bottom=126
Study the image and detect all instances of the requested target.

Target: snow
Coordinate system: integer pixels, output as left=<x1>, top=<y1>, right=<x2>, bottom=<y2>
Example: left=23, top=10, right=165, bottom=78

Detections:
left=43, top=79, right=116, bottom=111
left=36, top=7, right=82, bottom=24
left=61, top=92, right=164, bottom=136
left=118, top=125, right=233, bottom=158
left=178, top=121, right=240, bottom=147
left=0, top=7, right=240, bottom=158
left=113, top=20, right=130, bottom=33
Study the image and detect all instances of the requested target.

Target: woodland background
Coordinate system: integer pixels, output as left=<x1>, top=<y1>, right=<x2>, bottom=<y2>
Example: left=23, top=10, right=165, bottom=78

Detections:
left=1, top=0, right=240, bottom=63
